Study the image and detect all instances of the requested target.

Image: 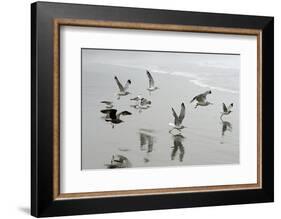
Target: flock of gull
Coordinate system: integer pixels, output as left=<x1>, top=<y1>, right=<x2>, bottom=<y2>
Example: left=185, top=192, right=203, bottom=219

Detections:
left=99, top=70, right=234, bottom=168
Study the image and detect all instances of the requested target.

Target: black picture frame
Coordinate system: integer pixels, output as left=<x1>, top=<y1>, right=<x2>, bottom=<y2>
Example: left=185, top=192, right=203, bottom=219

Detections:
left=31, top=1, right=274, bottom=217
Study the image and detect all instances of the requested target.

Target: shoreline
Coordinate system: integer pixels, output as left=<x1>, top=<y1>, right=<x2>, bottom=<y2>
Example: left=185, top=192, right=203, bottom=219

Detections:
left=82, top=66, right=240, bottom=170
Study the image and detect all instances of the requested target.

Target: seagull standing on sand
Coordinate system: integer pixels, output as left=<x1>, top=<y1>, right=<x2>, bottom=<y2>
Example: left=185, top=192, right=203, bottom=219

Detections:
left=169, top=103, right=186, bottom=132
left=130, top=97, right=152, bottom=111
left=114, top=76, right=131, bottom=99
left=100, top=109, right=132, bottom=128
left=190, top=90, right=213, bottom=108
left=100, top=101, right=113, bottom=109
left=146, top=70, right=159, bottom=93
left=138, top=98, right=152, bottom=109
left=220, top=103, right=233, bottom=118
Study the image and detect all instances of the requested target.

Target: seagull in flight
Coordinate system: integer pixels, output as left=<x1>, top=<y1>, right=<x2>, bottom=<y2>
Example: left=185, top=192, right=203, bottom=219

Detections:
left=100, top=101, right=113, bottom=109
left=146, top=70, right=159, bottom=93
left=100, top=109, right=132, bottom=128
left=114, top=76, right=131, bottom=99
left=220, top=103, right=233, bottom=119
left=190, top=90, right=213, bottom=108
left=169, top=103, right=186, bottom=132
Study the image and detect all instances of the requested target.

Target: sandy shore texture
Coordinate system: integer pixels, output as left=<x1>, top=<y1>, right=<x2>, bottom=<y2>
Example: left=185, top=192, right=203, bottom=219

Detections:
left=82, top=60, right=240, bottom=170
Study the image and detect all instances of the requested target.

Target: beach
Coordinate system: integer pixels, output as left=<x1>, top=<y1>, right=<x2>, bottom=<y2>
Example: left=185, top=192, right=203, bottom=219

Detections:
left=81, top=55, right=240, bottom=170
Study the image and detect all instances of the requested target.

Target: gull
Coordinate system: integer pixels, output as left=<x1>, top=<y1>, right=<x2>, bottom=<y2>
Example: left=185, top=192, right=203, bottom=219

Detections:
left=139, top=98, right=152, bottom=109
left=220, top=103, right=233, bottom=118
left=105, top=155, right=131, bottom=168
left=130, top=97, right=152, bottom=111
left=190, top=90, right=213, bottom=108
left=100, top=101, right=113, bottom=109
left=100, top=109, right=132, bottom=128
left=146, top=70, right=159, bottom=92
left=171, top=134, right=185, bottom=162
left=114, top=76, right=131, bottom=99
left=169, top=103, right=186, bottom=132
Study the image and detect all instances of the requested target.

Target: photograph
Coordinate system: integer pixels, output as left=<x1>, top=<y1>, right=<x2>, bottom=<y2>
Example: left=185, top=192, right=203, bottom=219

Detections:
left=81, top=49, right=240, bottom=170
left=30, top=2, right=274, bottom=216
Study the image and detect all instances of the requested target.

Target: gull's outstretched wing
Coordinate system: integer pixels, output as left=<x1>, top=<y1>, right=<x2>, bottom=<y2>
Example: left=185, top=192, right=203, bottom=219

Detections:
left=146, top=70, right=155, bottom=87
left=190, top=95, right=198, bottom=103
left=101, top=101, right=112, bottom=105
left=178, top=103, right=185, bottom=124
left=227, top=103, right=234, bottom=111
left=190, top=94, right=205, bottom=103
left=172, top=107, right=179, bottom=126
left=222, top=103, right=228, bottom=112
left=101, top=109, right=117, bottom=115
left=101, top=109, right=117, bottom=120
left=117, top=111, right=132, bottom=119
left=123, top=80, right=131, bottom=91
left=114, top=76, right=124, bottom=92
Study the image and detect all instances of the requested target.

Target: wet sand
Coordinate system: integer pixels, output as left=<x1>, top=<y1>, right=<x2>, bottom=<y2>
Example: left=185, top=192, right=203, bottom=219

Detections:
left=82, top=63, right=239, bottom=170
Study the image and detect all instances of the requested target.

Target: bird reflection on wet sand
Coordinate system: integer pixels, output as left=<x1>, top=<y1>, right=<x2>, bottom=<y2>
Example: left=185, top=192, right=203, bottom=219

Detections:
left=139, top=129, right=155, bottom=162
left=171, top=134, right=185, bottom=162
left=220, top=118, right=232, bottom=144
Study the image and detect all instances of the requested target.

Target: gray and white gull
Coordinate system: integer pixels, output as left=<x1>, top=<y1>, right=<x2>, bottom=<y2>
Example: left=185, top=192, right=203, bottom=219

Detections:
left=169, top=103, right=186, bottom=132
left=190, top=90, right=213, bottom=108
left=114, top=76, right=131, bottom=99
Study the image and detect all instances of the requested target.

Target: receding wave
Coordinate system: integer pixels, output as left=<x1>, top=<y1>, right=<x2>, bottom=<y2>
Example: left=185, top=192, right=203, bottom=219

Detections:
left=189, top=79, right=239, bottom=94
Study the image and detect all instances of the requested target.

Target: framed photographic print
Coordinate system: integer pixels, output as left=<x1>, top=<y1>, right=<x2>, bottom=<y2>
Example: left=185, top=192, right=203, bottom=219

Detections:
left=31, top=1, right=274, bottom=217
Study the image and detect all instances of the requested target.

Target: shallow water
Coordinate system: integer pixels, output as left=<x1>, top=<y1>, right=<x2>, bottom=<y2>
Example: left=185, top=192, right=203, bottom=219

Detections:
left=81, top=50, right=240, bottom=170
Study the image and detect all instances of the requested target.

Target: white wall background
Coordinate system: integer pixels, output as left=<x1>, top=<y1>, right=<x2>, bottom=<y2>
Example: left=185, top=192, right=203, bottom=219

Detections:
left=0, top=0, right=278, bottom=218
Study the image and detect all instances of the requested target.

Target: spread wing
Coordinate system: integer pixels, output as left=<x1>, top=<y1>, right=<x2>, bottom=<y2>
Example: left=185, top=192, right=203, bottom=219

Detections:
left=101, top=109, right=117, bottom=119
left=101, top=101, right=112, bottom=105
left=222, top=103, right=227, bottom=112
left=190, top=94, right=206, bottom=103
left=114, top=76, right=124, bottom=92
left=123, top=80, right=131, bottom=91
left=178, top=103, right=185, bottom=124
left=117, top=111, right=132, bottom=119
left=101, top=109, right=117, bottom=114
left=146, top=70, right=155, bottom=87
left=227, top=103, right=233, bottom=111
left=172, top=107, right=180, bottom=126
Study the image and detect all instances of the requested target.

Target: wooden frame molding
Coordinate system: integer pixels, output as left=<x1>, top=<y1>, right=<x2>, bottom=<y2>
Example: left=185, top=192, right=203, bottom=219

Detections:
left=53, top=18, right=263, bottom=201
